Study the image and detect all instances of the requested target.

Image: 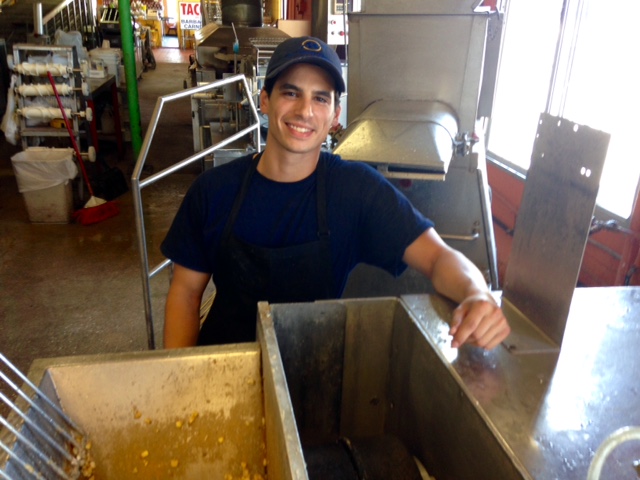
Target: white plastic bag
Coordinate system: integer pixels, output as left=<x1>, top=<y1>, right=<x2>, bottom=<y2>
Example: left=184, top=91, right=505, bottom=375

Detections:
left=11, top=148, right=78, bottom=193
left=1, top=74, right=18, bottom=145
left=54, top=29, right=89, bottom=62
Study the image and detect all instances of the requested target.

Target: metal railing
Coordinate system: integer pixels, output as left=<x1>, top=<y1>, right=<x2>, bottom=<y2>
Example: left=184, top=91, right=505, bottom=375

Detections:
left=131, top=75, right=261, bottom=349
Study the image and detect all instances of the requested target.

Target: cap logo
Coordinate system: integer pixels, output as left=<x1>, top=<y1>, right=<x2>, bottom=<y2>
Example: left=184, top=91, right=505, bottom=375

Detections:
left=302, top=39, right=323, bottom=52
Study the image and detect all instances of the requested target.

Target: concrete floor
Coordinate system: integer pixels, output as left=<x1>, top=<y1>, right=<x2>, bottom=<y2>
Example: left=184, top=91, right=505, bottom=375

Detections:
left=0, top=48, right=198, bottom=411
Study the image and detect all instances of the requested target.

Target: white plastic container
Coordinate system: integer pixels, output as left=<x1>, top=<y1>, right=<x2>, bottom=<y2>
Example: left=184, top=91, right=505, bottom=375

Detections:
left=89, top=47, right=122, bottom=85
left=21, top=182, right=74, bottom=223
left=11, top=148, right=77, bottom=224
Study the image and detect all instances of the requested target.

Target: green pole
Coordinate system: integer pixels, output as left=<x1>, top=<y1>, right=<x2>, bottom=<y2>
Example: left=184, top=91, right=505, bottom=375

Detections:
left=118, top=0, right=143, bottom=158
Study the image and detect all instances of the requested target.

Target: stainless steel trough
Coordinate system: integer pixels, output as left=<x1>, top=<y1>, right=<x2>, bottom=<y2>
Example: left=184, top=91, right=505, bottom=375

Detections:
left=1, top=345, right=267, bottom=479
left=5, top=291, right=639, bottom=479
left=257, top=297, right=524, bottom=480
left=2, top=296, right=521, bottom=480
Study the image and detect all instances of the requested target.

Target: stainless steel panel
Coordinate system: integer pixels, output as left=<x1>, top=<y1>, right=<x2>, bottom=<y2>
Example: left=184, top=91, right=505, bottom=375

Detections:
left=257, top=303, right=308, bottom=480
left=347, top=12, right=488, bottom=135
left=361, top=0, right=484, bottom=15
left=404, top=287, right=640, bottom=479
left=2, top=346, right=267, bottom=479
left=502, top=113, right=611, bottom=347
left=333, top=100, right=457, bottom=174
left=340, top=299, right=396, bottom=438
left=342, top=150, right=499, bottom=299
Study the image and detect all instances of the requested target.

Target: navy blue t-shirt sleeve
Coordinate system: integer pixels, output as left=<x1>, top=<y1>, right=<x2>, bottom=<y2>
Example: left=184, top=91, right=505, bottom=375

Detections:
left=160, top=157, right=249, bottom=273
left=160, top=174, right=214, bottom=273
left=344, top=162, right=434, bottom=276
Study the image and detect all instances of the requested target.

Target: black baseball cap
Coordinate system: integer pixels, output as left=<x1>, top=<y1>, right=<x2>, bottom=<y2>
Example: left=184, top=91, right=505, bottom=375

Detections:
left=265, top=36, right=346, bottom=95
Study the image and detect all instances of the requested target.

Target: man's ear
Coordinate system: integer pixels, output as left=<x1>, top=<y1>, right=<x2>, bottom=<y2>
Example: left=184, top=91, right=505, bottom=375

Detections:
left=260, top=89, right=269, bottom=114
left=332, top=104, right=342, bottom=128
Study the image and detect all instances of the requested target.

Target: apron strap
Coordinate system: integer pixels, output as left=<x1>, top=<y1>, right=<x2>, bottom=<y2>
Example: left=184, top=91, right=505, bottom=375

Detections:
left=220, top=154, right=260, bottom=243
left=316, top=156, right=330, bottom=238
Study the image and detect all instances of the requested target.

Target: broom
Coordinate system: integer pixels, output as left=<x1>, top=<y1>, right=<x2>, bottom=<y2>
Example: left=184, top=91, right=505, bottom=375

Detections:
left=47, top=71, right=120, bottom=225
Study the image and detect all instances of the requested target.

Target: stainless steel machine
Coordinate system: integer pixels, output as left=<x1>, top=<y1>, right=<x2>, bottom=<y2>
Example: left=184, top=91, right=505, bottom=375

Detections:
left=4, top=283, right=640, bottom=479
left=335, top=0, right=502, bottom=296
left=189, top=0, right=289, bottom=159
left=311, top=0, right=358, bottom=46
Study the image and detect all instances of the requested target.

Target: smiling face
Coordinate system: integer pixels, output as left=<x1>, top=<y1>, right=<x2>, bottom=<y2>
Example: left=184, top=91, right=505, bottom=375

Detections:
left=259, top=63, right=341, bottom=178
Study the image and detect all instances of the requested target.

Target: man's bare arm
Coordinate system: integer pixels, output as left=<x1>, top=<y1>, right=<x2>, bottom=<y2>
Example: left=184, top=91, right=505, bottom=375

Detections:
left=164, top=263, right=211, bottom=349
left=403, top=228, right=510, bottom=350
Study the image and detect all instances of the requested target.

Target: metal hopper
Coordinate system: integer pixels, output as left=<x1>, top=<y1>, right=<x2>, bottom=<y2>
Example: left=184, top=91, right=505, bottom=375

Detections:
left=4, top=290, right=640, bottom=479
left=1, top=345, right=269, bottom=479
left=2, top=297, right=524, bottom=480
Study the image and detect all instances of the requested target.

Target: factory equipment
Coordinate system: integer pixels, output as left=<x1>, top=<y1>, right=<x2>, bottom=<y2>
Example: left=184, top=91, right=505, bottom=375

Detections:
left=335, top=0, right=502, bottom=294
left=5, top=284, right=640, bottom=479
left=0, top=299, right=519, bottom=479
left=12, top=44, right=87, bottom=151
left=311, top=0, right=359, bottom=46
left=189, top=0, right=289, bottom=162
left=3, top=2, right=634, bottom=478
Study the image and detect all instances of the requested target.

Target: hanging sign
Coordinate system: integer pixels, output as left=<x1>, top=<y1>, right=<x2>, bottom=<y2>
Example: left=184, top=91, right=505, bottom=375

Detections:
left=179, top=2, right=202, bottom=30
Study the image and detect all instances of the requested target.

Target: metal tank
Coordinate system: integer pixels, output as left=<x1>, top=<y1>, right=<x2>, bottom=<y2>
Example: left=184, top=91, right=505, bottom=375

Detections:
left=1, top=298, right=524, bottom=480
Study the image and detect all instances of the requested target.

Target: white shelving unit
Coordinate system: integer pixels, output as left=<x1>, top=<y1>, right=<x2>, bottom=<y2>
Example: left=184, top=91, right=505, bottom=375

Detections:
left=12, top=44, right=87, bottom=150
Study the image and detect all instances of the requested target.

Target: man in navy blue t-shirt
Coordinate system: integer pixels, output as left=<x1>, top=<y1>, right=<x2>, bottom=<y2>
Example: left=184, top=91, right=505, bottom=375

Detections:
left=161, top=36, right=510, bottom=349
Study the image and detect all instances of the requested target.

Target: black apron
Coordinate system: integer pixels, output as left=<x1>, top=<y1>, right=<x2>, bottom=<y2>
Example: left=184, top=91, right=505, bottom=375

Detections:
left=197, top=155, right=334, bottom=345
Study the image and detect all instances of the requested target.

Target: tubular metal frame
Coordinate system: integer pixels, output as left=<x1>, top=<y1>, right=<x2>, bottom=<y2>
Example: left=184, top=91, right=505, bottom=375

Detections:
left=131, top=74, right=261, bottom=349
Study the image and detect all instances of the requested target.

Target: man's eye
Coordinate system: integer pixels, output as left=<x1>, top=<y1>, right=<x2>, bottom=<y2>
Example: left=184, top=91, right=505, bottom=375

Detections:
left=315, top=96, right=329, bottom=104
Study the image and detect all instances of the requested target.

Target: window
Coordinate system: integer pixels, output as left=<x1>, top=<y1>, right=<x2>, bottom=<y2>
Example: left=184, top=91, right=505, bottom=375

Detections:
left=488, top=0, right=640, bottom=221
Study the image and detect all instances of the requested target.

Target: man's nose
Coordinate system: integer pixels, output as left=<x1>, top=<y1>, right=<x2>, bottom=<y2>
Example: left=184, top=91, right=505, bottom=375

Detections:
left=294, top=95, right=314, bottom=117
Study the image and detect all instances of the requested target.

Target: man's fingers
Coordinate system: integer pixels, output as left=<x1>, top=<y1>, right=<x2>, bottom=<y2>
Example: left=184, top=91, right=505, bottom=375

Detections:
left=450, top=298, right=510, bottom=350
left=449, top=304, right=466, bottom=336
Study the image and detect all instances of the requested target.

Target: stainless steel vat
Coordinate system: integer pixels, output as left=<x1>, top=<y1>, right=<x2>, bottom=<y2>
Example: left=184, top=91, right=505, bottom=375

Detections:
left=258, top=298, right=525, bottom=480
left=1, top=345, right=269, bottom=479
left=4, top=290, right=640, bottom=478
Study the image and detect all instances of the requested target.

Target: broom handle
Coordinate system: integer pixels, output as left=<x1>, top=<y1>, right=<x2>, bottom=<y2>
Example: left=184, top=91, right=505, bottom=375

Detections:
left=46, top=71, right=95, bottom=197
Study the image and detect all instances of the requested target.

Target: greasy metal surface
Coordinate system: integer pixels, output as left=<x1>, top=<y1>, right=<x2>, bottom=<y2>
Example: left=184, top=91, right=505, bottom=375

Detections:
left=257, top=302, right=311, bottom=480
left=259, top=298, right=526, bottom=480
left=271, top=302, right=347, bottom=447
left=502, top=114, right=611, bottom=347
left=2, top=346, right=267, bottom=479
left=333, top=100, right=457, bottom=174
left=403, top=287, right=640, bottom=479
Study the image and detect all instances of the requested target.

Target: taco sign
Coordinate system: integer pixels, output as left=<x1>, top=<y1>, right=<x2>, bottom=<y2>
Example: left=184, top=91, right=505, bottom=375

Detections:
left=179, top=2, right=202, bottom=30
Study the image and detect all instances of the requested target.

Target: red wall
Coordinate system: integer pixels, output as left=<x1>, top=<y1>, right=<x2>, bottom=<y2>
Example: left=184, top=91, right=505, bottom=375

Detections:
left=487, top=162, right=640, bottom=287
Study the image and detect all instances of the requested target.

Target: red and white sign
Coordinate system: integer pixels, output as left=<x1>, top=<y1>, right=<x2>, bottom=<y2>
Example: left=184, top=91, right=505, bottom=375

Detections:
left=179, top=2, right=201, bottom=30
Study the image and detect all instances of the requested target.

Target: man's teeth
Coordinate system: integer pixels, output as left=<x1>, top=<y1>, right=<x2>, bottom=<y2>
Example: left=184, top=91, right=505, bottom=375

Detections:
left=290, top=124, right=312, bottom=133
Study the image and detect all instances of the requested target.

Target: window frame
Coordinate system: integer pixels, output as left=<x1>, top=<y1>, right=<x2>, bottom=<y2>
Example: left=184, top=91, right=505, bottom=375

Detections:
left=485, top=0, right=640, bottom=228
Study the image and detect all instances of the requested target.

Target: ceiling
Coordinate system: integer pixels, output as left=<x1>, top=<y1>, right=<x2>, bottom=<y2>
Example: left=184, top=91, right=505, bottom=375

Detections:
left=1, top=0, right=89, bottom=51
